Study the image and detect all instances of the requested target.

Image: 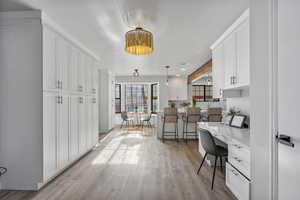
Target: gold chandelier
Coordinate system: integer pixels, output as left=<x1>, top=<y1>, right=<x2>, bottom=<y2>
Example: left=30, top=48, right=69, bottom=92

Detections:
left=125, top=27, right=153, bottom=55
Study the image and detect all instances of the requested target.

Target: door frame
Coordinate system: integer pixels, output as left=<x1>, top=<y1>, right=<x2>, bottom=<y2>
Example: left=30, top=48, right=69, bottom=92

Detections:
left=250, top=0, right=278, bottom=199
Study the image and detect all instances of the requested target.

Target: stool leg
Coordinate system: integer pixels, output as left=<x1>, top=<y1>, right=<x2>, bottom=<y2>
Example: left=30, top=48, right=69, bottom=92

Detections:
left=176, top=121, right=179, bottom=142
left=175, top=121, right=179, bottom=142
left=220, top=156, right=223, bottom=173
left=185, top=122, right=188, bottom=143
left=211, top=156, right=218, bottom=190
left=182, top=121, right=185, bottom=142
left=162, top=119, right=165, bottom=142
left=197, top=153, right=207, bottom=174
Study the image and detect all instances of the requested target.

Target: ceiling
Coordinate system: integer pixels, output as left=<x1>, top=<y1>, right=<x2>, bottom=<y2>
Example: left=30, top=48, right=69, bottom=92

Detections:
left=0, top=0, right=249, bottom=76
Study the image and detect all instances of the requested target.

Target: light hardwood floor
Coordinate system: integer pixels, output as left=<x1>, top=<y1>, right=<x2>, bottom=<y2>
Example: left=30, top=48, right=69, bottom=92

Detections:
left=0, top=127, right=235, bottom=200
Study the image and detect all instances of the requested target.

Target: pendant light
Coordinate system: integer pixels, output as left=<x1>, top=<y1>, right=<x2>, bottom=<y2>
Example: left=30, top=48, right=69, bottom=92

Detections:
left=133, top=69, right=139, bottom=77
left=125, top=27, right=154, bottom=55
left=165, top=66, right=170, bottom=86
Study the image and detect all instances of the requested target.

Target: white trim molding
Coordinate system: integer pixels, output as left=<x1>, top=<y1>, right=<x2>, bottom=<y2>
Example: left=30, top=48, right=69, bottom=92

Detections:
left=210, top=9, right=249, bottom=50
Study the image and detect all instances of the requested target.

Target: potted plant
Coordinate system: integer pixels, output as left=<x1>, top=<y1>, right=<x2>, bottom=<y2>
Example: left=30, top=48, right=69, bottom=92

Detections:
left=170, top=102, right=176, bottom=108
left=180, top=101, right=191, bottom=112
left=192, top=98, right=197, bottom=107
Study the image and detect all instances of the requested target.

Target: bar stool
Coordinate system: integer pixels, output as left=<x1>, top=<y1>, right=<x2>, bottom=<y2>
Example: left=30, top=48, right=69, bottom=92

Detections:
left=208, top=107, right=223, bottom=122
left=197, top=128, right=228, bottom=190
left=182, top=107, right=201, bottom=143
left=162, top=108, right=178, bottom=142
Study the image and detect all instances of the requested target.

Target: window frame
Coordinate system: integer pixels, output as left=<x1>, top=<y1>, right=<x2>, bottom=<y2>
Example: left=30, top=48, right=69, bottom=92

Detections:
left=115, top=84, right=121, bottom=113
left=124, top=84, right=149, bottom=113
left=151, top=83, right=158, bottom=114
left=192, top=84, right=213, bottom=102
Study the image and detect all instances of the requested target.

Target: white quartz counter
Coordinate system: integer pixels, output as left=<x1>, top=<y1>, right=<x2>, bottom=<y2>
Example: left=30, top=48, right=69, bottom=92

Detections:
left=197, top=122, right=250, bottom=147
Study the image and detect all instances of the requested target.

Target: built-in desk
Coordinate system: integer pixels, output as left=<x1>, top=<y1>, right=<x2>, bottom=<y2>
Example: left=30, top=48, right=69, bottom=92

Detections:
left=197, top=122, right=251, bottom=200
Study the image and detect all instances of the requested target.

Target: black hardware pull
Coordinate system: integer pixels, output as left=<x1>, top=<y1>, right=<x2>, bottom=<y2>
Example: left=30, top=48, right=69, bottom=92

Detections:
left=0, top=167, right=7, bottom=177
left=276, top=134, right=295, bottom=147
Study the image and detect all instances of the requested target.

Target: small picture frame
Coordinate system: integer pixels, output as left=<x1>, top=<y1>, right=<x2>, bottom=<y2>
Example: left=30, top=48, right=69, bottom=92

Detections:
left=230, top=115, right=247, bottom=128
left=224, top=115, right=233, bottom=125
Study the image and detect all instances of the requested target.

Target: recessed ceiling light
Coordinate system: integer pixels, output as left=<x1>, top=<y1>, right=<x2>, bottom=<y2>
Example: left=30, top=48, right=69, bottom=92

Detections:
left=181, top=68, right=186, bottom=71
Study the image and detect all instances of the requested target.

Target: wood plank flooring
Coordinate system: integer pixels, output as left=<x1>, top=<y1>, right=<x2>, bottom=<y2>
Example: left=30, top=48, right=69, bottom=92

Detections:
left=0, top=127, right=235, bottom=200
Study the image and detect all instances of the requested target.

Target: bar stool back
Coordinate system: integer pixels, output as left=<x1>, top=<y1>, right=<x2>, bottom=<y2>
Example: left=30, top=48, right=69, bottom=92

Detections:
left=162, top=108, right=178, bottom=142
left=208, top=107, right=223, bottom=122
left=182, top=107, right=201, bottom=143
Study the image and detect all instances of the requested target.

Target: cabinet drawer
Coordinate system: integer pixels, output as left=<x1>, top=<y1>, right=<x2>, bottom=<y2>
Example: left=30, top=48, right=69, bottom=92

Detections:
left=228, top=153, right=250, bottom=178
left=228, top=140, right=250, bottom=178
left=228, top=141, right=250, bottom=162
left=226, top=163, right=250, bottom=200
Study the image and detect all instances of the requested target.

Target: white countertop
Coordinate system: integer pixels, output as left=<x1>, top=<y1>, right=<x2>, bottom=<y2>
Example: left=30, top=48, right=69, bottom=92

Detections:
left=197, top=122, right=250, bottom=148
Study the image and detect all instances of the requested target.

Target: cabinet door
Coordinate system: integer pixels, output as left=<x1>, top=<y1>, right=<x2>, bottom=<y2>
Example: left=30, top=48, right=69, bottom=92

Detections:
left=223, top=33, right=237, bottom=88
left=85, top=58, right=93, bottom=94
left=236, top=19, right=250, bottom=86
left=78, top=53, right=86, bottom=92
left=92, top=97, right=99, bottom=145
left=43, top=27, right=59, bottom=91
left=69, top=96, right=79, bottom=161
left=69, top=47, right=79, bottom=92
left=56, top=38, right=70, bottom=91
left=58, top=95, right=69, bottom=169
left=91, top=63, right=98, bottom=94
left=85, top=97, right=93, bottom=149
left=78, top=96, right=86, bottom=155
left=212, top=44, right=225, bottom=98
left=43, top=92, right=58, bottom=180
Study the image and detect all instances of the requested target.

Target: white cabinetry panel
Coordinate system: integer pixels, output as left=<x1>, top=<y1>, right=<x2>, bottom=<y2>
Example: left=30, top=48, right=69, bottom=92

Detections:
left=69, top=96, right=79, bottom=161
left=57, top=95, right=69, bottom=169
left=78, top=96, right=86, bottom=154
left=69, top=47, right=79, bottom=92
left=78, top=53, right=86, bottom=93
left=223, top=33, right=237, bottom=89
left=56, top=38, right=70, bottom=91
left=43, top=92, right=58, bottom=181
left=236, top=19, right=250, bottom=87
left=212, top=44, right=224, bottom=98
left=43, top=26, right=58, bottom=91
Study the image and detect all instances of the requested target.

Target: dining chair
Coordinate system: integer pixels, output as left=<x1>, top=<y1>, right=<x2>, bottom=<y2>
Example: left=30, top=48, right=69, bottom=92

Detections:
left=141, top=113, right=153, bottom=129
left=197, top=128, right=228, bottom=190
left=120, top=111, right=134, bottom=129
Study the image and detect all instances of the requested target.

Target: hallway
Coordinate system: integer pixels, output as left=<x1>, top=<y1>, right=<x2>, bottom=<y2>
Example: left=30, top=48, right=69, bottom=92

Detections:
left=0, top=128, right=235, bottom=200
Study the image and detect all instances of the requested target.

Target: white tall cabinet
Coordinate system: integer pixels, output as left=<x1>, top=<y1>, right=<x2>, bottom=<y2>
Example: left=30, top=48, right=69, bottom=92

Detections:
left=211, top=9, right=250, bottom=98
left=0, top=11, right=99, bottom=190
left=99, top=69, right=115, bottom=133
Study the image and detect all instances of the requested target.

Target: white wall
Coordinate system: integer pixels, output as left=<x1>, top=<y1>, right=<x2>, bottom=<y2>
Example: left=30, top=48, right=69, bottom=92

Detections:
left=168, top=76, right=187, bottom=100
left=226, top=88, right=250, bottom=115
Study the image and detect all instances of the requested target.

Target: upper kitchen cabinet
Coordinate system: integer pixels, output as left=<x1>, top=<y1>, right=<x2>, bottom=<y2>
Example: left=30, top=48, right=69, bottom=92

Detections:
left=212, top=43, right=224, bottom=98
left=211, top=9, right=249, bottom=93
left=236, top=18, right=250, bottom=87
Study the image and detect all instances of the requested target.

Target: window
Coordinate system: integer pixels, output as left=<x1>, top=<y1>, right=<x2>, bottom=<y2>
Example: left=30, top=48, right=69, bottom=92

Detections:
left=192, top=85, right=213, bottom=102
left=115, top=84, right=121, bottom=113
left=151, top=83, right=158, bottom=113
left=125, top=84, right=149, bottom=112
